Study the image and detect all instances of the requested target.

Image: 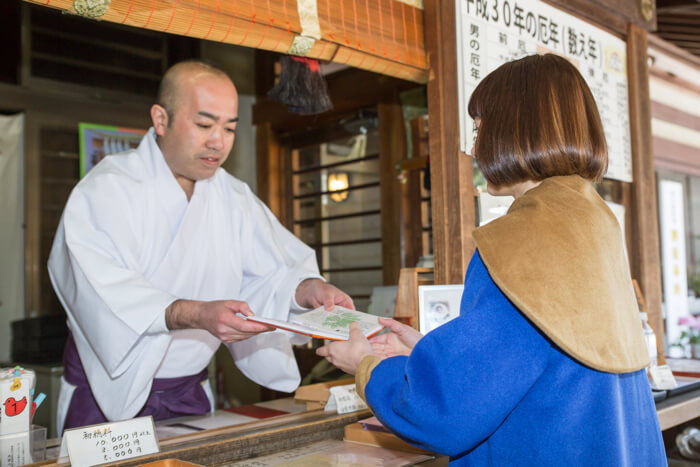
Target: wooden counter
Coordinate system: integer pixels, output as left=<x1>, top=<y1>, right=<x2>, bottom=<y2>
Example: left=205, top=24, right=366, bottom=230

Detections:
left=25, top=386, right=694, bottom=465
left=28, top=408, right=371, bottom=466
left=657, top=387, right=700, bottom=431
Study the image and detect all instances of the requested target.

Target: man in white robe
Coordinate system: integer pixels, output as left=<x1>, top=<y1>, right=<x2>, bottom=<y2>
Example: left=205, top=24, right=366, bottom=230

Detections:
left=48, top=60, right=352, bottom=433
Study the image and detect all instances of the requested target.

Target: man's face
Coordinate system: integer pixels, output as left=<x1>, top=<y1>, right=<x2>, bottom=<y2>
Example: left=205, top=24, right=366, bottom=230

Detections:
left=157, top=73, right=239, bottom=187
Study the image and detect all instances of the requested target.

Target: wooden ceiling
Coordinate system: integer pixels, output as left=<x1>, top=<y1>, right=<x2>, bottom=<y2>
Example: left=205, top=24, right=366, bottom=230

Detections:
left=656, top=0, right=700, bottom=58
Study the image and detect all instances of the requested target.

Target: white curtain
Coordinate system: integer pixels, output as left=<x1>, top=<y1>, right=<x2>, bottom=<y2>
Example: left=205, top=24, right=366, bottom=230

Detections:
left=0, top=113, right=25, bottom=361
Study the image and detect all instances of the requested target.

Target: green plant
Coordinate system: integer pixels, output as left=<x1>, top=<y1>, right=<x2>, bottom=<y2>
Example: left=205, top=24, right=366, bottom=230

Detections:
left=689, top=269, right=700, bottom=297
left=673, top=315, right=700, bottom=357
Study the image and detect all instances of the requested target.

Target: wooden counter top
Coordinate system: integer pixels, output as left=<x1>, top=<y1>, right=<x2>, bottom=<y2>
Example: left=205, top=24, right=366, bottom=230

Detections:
left=657, top=387, right=700, bottom=431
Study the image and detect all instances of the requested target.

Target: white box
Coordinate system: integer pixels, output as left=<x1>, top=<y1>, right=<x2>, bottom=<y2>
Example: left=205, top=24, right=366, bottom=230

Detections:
left=0, top=425, right=46, bottom=467
left=0, top=368, right=35, bottom=436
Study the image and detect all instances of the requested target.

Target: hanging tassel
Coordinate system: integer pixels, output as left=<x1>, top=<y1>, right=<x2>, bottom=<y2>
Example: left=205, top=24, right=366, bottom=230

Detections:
left=267, top=55, right=333, bottom=115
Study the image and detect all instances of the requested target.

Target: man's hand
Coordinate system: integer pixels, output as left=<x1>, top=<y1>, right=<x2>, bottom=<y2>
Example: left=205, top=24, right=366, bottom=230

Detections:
left=295, top=278, right=354, bottom=310
left=368, top=318, right=423, bottom=358
left=315, top=322, right=372, bottom=375
left=166, top=299, right=273, bottom=344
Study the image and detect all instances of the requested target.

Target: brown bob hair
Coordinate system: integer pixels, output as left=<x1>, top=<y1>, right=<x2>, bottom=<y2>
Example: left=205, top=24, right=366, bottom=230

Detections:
left=468, top=53, right=607, bottom=186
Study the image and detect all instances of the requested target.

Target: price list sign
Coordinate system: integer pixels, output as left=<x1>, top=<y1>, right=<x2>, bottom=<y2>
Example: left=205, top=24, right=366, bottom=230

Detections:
left=456, top=0, right=633, bottom=182
left=58, top=416, right=159, bottom=466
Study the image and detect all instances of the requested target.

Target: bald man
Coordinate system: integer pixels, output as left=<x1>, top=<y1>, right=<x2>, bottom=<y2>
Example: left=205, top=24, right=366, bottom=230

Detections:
left=49, top=60, right=353, bottom=432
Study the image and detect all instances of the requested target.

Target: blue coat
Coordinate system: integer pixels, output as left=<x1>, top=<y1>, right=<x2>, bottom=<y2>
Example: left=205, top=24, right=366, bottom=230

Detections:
left=364, top=252, right=667, bottom=466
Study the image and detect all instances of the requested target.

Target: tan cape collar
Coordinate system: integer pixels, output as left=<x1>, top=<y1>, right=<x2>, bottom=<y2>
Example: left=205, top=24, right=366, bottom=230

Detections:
left=472, top=175, right=649, bottom=373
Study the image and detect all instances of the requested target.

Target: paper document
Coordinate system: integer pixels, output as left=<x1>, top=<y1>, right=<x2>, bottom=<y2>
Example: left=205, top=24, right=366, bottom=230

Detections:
left=244, top=306, right=383, bottom=341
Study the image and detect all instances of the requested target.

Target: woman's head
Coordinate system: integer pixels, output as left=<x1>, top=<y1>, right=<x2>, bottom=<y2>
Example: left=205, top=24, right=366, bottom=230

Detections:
left=468, top=54, right=607, bottom=188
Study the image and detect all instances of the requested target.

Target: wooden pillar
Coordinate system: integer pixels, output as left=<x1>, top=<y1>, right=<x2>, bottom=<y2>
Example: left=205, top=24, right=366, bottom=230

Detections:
left=627, top=24, right=664, bottom=347
left=378, top=97, right=406, bottom=285
left=424, top=0, right=476, bottom=285
left=255, top=122, right=288, bottom=223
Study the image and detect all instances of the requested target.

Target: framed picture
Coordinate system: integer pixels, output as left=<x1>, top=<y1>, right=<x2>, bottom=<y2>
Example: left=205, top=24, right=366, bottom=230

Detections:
left=418, top=284, right=464, bottom=334
left=368, top=285, right=398, bottom=318
left=78, top=123, right=146, bottom=178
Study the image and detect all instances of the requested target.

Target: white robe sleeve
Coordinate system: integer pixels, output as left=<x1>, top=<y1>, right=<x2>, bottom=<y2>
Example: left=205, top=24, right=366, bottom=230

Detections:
left=227, top=186, right=323, bottom=392
left=48, top=174, right=177, bottom=420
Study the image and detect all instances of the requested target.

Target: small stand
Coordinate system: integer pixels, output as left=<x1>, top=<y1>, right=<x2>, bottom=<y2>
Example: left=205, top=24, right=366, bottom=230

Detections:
left=394, top=268, right=434, bottom=330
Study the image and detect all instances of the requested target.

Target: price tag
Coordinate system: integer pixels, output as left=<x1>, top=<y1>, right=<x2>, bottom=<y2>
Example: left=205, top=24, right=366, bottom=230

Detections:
left=57, top=416, right=159, bottom=466
left=649, top=365, right=678, bottom=390
left=325, top=384, right=368, bottom=414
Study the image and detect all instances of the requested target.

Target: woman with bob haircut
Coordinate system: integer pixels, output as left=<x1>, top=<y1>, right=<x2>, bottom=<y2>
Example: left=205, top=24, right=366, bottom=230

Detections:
left=317, top=54, right=666, bottom=465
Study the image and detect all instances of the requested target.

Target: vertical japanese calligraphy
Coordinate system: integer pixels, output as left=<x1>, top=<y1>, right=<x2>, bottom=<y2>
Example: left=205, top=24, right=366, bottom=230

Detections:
left=455, top=0, right=632, bottom=182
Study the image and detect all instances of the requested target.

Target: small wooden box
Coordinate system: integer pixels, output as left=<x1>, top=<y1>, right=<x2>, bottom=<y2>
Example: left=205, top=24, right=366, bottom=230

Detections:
left=294, top=378, right=355, bottom=410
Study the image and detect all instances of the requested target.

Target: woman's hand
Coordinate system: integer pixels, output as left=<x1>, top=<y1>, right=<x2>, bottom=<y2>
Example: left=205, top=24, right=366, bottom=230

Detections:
left=316, top=322, right=372, bottom=375
left=368, top=318, right=423, bottom=358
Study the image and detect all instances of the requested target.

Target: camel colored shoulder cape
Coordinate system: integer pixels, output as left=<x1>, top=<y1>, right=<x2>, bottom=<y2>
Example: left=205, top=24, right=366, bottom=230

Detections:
left=472, top=175, right=649, bottom=373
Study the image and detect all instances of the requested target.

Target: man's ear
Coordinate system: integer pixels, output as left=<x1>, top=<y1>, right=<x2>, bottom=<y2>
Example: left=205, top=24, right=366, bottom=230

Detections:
left=150, top=104, right=169, bottom=136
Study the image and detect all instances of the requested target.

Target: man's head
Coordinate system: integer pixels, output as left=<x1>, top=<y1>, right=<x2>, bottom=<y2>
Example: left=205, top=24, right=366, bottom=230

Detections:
left=150, top=60, right=239, bottom=193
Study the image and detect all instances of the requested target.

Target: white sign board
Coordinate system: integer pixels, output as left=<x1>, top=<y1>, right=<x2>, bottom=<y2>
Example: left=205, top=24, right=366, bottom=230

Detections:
left=456, top=0, right=632, bottom=182
left=58, top=416, right=159, bottom=466
left=659, top=180, right=688, bottom=353
left=324, top=384, right=368, bottom=414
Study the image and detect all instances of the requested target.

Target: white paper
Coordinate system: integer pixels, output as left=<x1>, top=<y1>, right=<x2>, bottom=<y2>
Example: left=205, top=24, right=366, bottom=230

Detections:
left=649, top=365, right=678, bottom=391
left=0, top=430, right=31, bottom=467
left=59, top=416, right=159, bottom=467
left=455, top=0, right=633, bottom=182
left=325, top=385, right=368, bottom=414
left=418, top=285, right=465, bottom=334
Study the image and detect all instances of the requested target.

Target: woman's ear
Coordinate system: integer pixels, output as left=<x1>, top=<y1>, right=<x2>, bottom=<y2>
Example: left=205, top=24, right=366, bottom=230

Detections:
left=150, top=104, right=169, bottom=136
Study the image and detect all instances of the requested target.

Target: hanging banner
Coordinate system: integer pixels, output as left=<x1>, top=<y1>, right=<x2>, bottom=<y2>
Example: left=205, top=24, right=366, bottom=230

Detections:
left=658, top=179, right=688, bottom=354
left=455, top=0, right=632, bottom=182
left=0, top=114, right=25, bottom=362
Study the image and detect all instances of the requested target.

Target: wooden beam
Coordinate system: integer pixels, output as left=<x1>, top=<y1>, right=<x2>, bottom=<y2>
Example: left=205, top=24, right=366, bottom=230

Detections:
left=627, top=24, right=665, bottom=352
left=656, top=14, right=700, bottom=24
left=657, top=32, right=700, bottom=42
left=655, top=24, right=700, bottom=33
left=378, top=96, right=405, bottom=285
left=649, top=33, right=700, bottom=69
left=424, top=0, right=475, bottom=285
left=657, top=0, right=700, bottom=10
left=544, top=0, right=655, bottom=34
left=657, top=38, right=700, bottom=47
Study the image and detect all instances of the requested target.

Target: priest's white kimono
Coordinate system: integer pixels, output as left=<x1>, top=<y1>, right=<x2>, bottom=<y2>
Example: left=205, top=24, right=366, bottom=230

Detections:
left=49, top=128, right=319, bottom=430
